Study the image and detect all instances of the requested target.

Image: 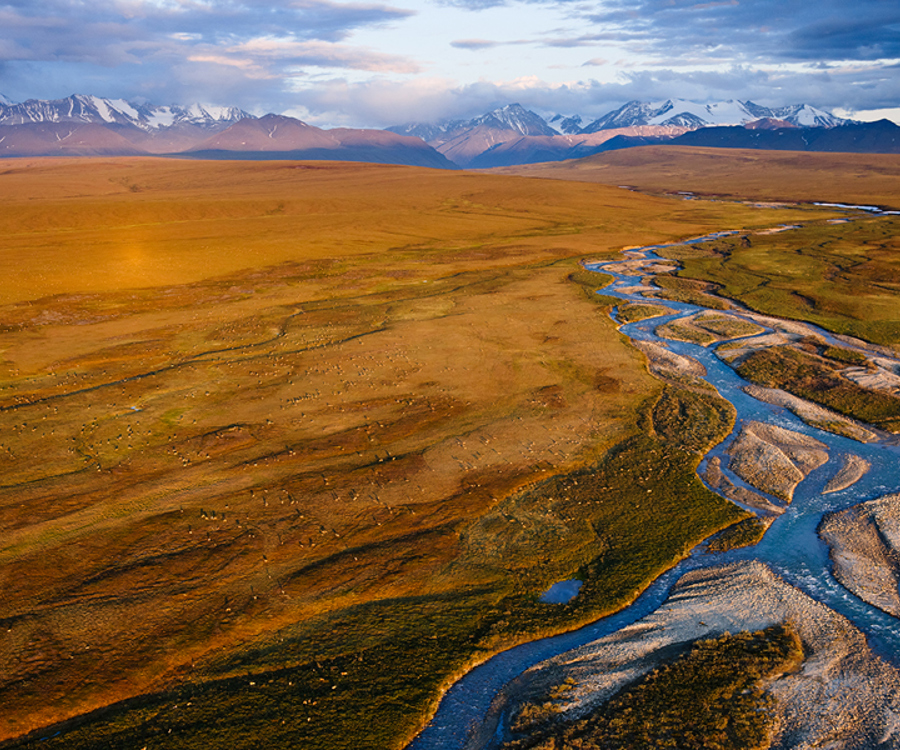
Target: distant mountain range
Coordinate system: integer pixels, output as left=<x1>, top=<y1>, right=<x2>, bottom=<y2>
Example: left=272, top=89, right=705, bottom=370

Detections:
left=0, top=94, right=455, bottom=168
left=387, top=100, right=874, bottom=166
left=576, top=99, right=846, bottom=132
left=1, top=94, right=898, bottom=168
left=387, top=103, right=559, bottom=165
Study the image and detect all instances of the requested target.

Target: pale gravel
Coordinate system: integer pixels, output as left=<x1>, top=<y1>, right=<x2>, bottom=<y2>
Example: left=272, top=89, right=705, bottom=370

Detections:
left=703, top=455, right=786, bottom=515
left=630, top=339, right=707, bottom=380
left=823, top=454, right=873, bottom=494
left=727, top=421, right=829, bottom=502
left=744, top=384, right=879, bottom=443
left=717, top=332, right=802, bottom=362
left=485, top=561, right=900, bottom=750
left=599, top=260, right=679, bottom=276
left=842, top=363, right=900, bottom=395
left=614, top=284, right=660, bottom=296
left=657, top=311, right=766, bottom=347
left=820, top=494, right=900, bottom=617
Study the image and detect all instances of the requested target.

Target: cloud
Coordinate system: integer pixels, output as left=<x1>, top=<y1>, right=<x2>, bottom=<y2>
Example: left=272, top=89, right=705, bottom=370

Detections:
left=226, top=38, right=420, bottom=73
left=286, top=76, right=621, bottom=126
left=283, top=58, right=900, bottom=129
left=581, top=0, right=900, bottom=64
left=2, top=0, right=898, bottom=126
left=451, top=39, right=502, bottom=50
left=437, top=0, right=509, bottom=10
left=450, top=38, right=531, bottom=50
left=0, top=0, right=416, bottom=106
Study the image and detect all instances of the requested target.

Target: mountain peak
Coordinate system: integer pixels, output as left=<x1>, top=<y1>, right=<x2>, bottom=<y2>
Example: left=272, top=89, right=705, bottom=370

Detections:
left=582, top=99, right=849, bottom=132
left=0, top=94, right=252, bottom=131
left=472, top=103, right=558, bottom=136
left=548, top=114, right=585, bottom=135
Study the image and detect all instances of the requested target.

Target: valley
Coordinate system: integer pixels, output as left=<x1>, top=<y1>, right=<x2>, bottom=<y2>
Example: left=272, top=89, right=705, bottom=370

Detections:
left=412, top=205, right=900, bottom=750
left=0, top=151, right=898, bottom=750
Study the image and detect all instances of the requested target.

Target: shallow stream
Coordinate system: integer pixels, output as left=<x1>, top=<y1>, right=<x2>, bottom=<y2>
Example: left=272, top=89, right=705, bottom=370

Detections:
left=408, top=217, right=900, bottom=750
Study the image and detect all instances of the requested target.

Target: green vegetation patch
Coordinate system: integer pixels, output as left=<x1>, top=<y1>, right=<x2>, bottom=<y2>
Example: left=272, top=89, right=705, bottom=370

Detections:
left=504, top=624, right=803, bottom=750
left=651, top=386, right=736, bottom=454
left=822, top=345, right=869, bottom=366
left=12, top=595, right=498, bottom=750
left=696, top=314, right=765, bottom=341
left=568, top=269, right=617, bottom=307
left=651, top=275, right=731, bottom=310
left=706, top=516, right=771, bottom=552
left=656, top=319, right=718, bottom=346
left=615, top=302, right=673, bottom=323
left=17, top=388, right=746, bottom=750
left=657, top=314, right=763, bottom=347
left=736, top=345, right=900, bottom=432
left=669, top=217, right=900, bottom=349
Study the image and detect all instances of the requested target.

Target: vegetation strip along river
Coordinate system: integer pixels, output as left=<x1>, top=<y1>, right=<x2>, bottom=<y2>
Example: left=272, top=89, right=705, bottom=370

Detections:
left=407, top=211, right=900, bottom=750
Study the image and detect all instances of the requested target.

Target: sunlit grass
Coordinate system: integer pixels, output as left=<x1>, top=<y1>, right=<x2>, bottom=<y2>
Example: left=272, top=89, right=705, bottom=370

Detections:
left=0, top=157, right=819, bottom=748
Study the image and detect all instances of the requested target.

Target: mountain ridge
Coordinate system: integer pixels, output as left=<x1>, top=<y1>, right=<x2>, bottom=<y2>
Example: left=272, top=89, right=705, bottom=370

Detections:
left=386, top=99, right=855, bottom=166
left=0, top=93, right=250, bottom=132
left=3, top=94, right=894, bottom=168
left=0, top=96, right=456, bottom=168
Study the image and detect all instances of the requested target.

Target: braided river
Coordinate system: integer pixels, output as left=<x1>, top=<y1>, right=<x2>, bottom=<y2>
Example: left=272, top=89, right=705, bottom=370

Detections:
left=408, top=214, right=900, bottom=750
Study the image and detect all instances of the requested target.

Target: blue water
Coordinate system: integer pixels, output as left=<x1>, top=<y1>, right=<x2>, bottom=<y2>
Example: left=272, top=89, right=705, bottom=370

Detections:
left=408, top=222, right=900, bottom=750
left=538, top=579, right=583, bottom=604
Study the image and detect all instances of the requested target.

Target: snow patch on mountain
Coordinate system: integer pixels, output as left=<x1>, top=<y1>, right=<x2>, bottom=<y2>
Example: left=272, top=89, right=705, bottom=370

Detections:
left=583, top=99, right=850, bottom=132
left=548, top=114, right=585, bottom=135
left=0, top=94, right=252, bottom=132
left=388, top=103, right=555, bottom=143
left=470, top=104, right=557, bottom=136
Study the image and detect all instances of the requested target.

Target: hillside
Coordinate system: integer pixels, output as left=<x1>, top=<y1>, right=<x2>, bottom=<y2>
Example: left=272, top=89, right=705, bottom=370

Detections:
left=495, top=146, right=900, bottom=209
left=0, top=97, right=455, bottom=168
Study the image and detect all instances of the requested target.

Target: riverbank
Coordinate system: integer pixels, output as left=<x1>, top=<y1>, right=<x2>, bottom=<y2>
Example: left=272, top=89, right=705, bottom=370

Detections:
left=408, top=209, right=900, bottom=750
left=491, top=561, right=900, bottom=750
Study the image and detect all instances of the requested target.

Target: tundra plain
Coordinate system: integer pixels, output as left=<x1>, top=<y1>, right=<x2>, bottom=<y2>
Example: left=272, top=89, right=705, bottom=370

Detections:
left=0, top=154, right=891, bottom=749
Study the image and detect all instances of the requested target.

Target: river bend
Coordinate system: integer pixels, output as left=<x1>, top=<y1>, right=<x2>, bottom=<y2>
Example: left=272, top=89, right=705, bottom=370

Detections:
left=408, top=219, right=900, bottom=750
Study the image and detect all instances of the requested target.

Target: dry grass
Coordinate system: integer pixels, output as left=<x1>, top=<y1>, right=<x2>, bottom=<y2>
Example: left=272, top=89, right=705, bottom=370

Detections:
left=0, top=157, right=814, bottom=747
left=0, top=156, right=806, bottom=305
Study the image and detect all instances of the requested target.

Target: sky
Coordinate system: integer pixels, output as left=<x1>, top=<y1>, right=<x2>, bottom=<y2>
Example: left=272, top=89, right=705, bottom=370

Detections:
left=1, top=0, right=899, bottom=128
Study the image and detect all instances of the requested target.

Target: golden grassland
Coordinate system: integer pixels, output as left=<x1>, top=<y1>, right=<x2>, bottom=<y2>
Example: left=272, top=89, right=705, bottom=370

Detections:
left=496, top=146, right=900, bottom=209
left=0, top=155, right=806, bottom=305
left=0, top=157, right=836, bottom=749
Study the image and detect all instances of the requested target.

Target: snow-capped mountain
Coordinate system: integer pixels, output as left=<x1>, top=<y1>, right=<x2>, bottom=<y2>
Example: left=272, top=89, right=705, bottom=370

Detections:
left=387, top=103, right=557, bottom=166
left=468, top=103, right=558, bottom=137
left=582, top=99, right=848, bottom=132
left=2, top=93, right=879, bottom=166
left=547, top=114, right=585, bottom=135
left=388, top=103, right=556, bottom=142
left=0, top=99, right=455, bottom=167
left=0, top=94, right=251, bottom=132
left=0, top=93, right=14, bottom=106
left=763, top=103, right=847, bottom=128
left=387, top=99, right=852, bottom=166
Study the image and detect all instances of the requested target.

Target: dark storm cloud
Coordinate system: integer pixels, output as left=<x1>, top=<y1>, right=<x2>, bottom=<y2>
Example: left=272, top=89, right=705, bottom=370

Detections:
left=580, top=0, right=900, bottom=62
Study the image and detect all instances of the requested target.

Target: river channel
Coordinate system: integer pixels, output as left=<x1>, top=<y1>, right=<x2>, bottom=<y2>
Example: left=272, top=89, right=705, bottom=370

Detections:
left=407, top=213, right=900, bottom=750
